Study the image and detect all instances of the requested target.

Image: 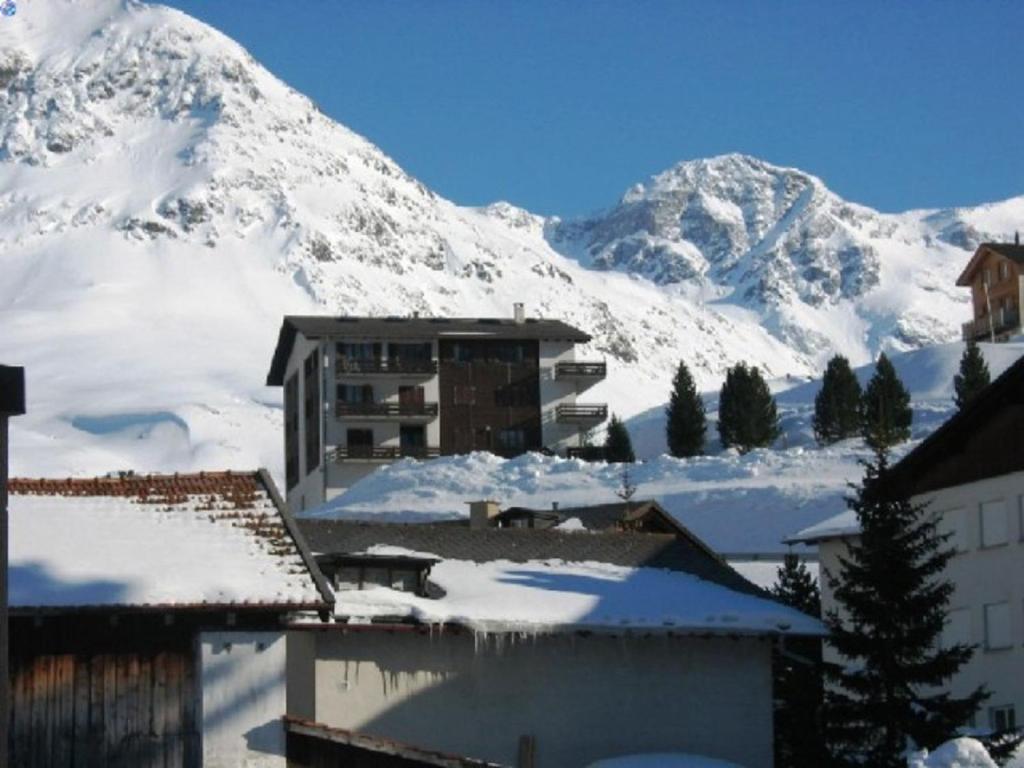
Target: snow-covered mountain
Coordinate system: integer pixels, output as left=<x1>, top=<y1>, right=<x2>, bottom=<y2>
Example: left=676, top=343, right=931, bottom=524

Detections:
left=0, top=0, right=1021, bottom=480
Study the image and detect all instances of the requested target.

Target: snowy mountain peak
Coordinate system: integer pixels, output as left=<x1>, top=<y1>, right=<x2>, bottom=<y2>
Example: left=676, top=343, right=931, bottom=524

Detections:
left=1, top=0, right=1021, bottom=481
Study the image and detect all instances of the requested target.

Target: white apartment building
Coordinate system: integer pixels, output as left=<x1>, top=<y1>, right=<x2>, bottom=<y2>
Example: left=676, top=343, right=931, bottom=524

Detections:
left=791, top=354, right=1024, bottom=734
left=266, top=306, right=606, bottom=512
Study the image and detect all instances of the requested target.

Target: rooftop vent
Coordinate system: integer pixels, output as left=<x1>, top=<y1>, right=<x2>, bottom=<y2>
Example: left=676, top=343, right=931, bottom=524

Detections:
left=513, top=303, right=525, bottom=324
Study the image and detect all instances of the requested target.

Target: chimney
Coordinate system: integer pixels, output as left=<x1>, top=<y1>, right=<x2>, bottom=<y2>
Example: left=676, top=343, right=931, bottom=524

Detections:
left=551, top=501, right=559, bottom=512
left=468, top=499, right=501, bottom=529
left=1016, top=231, right=1020, bottom=246
left=513, top=303, right=525, bottom=324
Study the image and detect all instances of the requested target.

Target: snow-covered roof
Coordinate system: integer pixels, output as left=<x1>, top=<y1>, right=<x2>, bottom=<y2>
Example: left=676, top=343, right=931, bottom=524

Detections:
left=8, top=471, right=332, bottom=611
left=301, top=518, right=823, bottom=636
left=786, top=509, right=860, bottom=544
left=331, top=545, right=822, bottom=636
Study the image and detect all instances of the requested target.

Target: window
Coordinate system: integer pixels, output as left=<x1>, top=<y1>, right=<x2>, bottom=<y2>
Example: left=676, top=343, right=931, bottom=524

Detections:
left=941, top=608, right=971, bottom=649
left=983, top=268, right=992, bottom=286
left=998, top=261, right=1010, bottom=282
left=938, top=507, right=969, bottom=553
left=284, top=373, right=299, bottom=490
left=981, top=500, right=1009, bottom=548
left=336, top=342, right=381, bottom=372
left=990, top=705, right=1017, bottom=733
left=303, top=350, right=321, bottom=475
left=347, top=428, right=373, bottom=446
left=984, top=602, right=1011, bottom=650
left=497, top=427, right=527, bottom=454
left=337, top=384, right=374, bottom=403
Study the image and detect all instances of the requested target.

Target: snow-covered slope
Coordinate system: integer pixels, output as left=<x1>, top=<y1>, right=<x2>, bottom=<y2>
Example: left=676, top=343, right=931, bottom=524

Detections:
left=0, top=0, right=1020, bottom=481
left=305, top=342, right=1024, bottom=554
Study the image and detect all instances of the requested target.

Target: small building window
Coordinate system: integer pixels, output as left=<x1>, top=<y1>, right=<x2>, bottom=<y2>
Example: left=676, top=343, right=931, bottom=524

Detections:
left=998, top=261, right=1010, bottom=282
left=338, top=384, right=374, bottom=403
left=983, top=602, right=1011, bottom=650
left=980, top=500, right=1009, bottom=548
left=990, top=705, right=1016, bottom=733
left=497, top=427, right=527, bottom=453
left=284, top=373, right=300, bottom=490
left=454, top=385, right=476, bottom=405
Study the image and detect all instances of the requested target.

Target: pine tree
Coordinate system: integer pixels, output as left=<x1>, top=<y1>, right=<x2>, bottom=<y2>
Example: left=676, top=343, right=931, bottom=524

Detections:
left=717, top=362, right=781, bottom=453
left=824, top=450, right=987, bottom=767
left=861, top=353, right=912, bottom=451
left=813, top=355, right=863, bottom=446
left=665, top=361, right=706, bottom=458
left=603, top=414, right=635, bottom=463
left=771, top=554, right=827, bottom=768
left=953, top=342, right=990, bottom=410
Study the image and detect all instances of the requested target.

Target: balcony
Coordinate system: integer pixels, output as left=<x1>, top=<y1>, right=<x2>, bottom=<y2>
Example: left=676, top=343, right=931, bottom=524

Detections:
left=331, top=445, right=441, bottom=462
left=556, top=403, right=608, bottom=424
left=336, top=402, right=438, bottom=420
left=962, top=307, right=1021, bottom=342
left=336, top=358, right=438, bottom=377
left=555, top=361, right=607, bottom=380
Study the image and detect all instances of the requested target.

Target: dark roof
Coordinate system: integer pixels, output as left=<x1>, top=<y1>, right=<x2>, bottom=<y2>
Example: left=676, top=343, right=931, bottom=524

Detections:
left=507, top=499, right=681, bottom=531
left=0, top=364, right=25, bottom=415
left=984, top=242, right=1024, bottom=263
left=267, top=315, right=592, bottom=385
left=880, top=353, right=1024, bottom=498
left=956, top=242, right=1024, bottom=286
left=297, top=519, right=764, bottom=598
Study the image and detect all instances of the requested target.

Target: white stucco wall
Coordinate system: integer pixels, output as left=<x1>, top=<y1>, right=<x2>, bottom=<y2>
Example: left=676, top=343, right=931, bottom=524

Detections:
left=283, top=334, right=325, bottom=513
left=292, top=629, right=775, bottom=768
left=818, top=468, right=1024, bottom=732
left=201, top=631, right=288, bottom=768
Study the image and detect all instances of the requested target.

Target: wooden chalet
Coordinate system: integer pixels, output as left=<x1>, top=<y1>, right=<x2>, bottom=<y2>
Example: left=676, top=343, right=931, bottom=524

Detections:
left=957, top=237, right=1024, bottom=342
left=6, top=470, right=332, bottom=768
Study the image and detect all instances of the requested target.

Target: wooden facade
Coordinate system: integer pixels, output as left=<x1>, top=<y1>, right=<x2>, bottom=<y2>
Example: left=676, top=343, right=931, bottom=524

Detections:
left=9, top=616, right=199, bottom=768
left=956, top=242, right=1024, bottom=342
left=438, top=340, right=541, bottom=456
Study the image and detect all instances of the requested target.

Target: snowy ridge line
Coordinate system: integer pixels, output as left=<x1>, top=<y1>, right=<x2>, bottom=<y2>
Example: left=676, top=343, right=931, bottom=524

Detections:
left=1, top=0, right=1023, bottom=482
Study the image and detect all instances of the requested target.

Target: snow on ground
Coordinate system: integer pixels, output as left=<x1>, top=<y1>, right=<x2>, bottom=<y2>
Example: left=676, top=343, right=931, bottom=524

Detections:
left=907, top=738, right=997, bottom=768
left=307, top=342, right=1023, bottom=557
left=333, top=545, right=824, bottom=636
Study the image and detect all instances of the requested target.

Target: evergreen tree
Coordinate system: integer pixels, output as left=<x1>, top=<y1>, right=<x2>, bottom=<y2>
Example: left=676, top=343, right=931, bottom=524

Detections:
left=717, top=362, right=781, bottom=453
left=603, top=414, right=635, bottom=463
left=953, top=342, right=991, bottom=410
left=861, top=353, right=912, bottom=451
left=666, top=361, right=706, bottom=458
left=824, top=450, right=987, bottom=767
left=813, top=355, right=863, bottom=445
left=771, top=554, right=827, bottom=768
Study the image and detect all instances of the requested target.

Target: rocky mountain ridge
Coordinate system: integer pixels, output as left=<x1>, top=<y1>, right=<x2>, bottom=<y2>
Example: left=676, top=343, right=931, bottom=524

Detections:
left=0, top=0, right=1021, bottom=479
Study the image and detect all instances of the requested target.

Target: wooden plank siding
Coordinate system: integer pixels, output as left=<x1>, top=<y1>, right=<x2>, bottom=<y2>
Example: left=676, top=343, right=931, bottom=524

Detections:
left=9, top=649, right=199, bottom=768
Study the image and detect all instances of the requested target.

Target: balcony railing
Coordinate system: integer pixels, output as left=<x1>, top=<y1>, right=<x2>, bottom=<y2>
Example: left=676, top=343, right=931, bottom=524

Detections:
left=336, top=402, right=439, bottom=419
left=331, top=445, right=441, bottom=461
left=555, top=361, right=607, bottom=379
left=336, top=359, right=438, bottom=376
left=962, top=307, right=1021, bottom=342
left=556, top=404, right=608, bottom=423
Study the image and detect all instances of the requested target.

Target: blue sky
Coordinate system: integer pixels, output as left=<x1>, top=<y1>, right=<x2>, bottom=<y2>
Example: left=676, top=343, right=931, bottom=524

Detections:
left=163, top=1, right=1024, bottom=217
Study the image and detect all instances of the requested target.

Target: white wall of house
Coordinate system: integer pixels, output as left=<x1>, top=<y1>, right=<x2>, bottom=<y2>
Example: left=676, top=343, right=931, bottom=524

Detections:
left=283, top=334, right=325, bottom=513
left=818, top=468, right=1024, bottom=733
left=539, top=339, right=584, bottom=452
left=289, top=628, right=775, bottom=768
left=200, top=631, right=288, bottom=768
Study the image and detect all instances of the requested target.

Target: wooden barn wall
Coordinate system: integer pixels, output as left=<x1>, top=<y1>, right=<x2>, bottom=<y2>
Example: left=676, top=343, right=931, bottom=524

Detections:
left=8, top=617, right=200, bottom=768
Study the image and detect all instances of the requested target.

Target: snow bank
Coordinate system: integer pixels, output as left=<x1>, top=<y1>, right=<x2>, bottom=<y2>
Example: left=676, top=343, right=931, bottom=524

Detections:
left=908, top=738, right=997, bottom=768
left=333, top=545, right=824, bottom=636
